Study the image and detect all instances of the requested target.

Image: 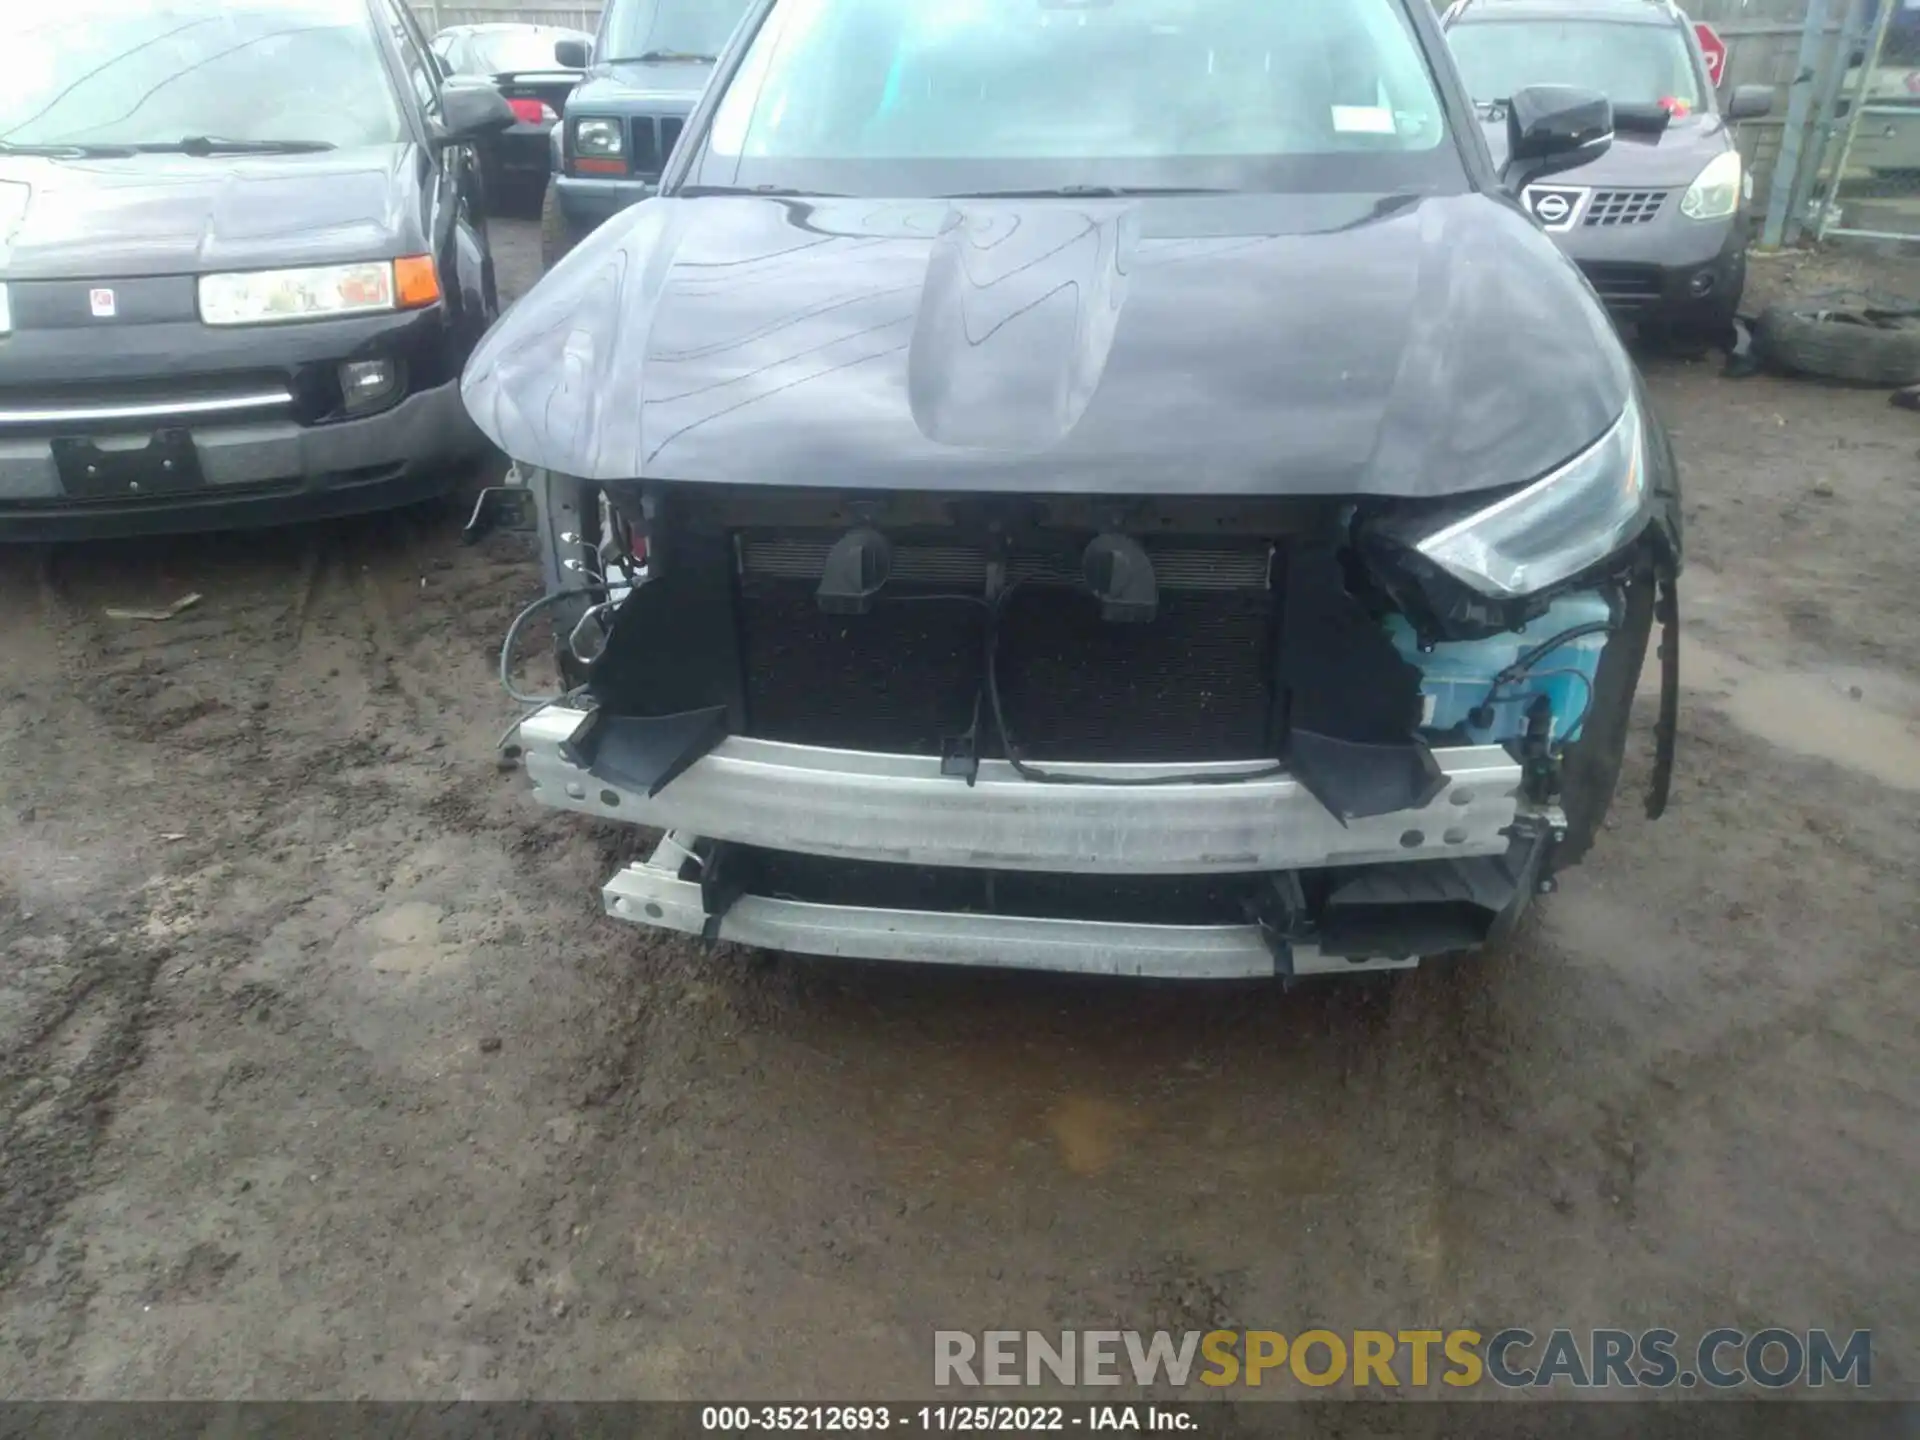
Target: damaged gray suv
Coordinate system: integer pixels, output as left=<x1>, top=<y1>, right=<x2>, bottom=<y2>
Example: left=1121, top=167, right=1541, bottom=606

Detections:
left=465, top=0, right=1682, bottom=982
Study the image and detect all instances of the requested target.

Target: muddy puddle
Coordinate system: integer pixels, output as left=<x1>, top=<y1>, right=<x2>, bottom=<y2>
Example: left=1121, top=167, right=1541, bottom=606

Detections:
left=1672, top=639, right=1920, bottom=792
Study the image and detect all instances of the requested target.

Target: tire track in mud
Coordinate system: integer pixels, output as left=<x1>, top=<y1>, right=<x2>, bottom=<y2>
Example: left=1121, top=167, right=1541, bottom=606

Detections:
left=0, top=518, right=497, bottom=1321
left=0, top=540, right=339, bottom=1312
left=37, top=534, right=323, bottom=757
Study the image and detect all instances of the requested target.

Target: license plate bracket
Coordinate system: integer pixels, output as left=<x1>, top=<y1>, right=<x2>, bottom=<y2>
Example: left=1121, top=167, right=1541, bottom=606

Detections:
left=52, top=429, right=206, bottom=500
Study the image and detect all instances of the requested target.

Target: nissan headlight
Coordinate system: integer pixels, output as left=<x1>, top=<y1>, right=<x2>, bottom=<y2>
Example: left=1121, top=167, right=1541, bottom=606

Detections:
left=1681, top=150, right=1743, bottom=221
left=199, top=258, right=440, bottom=326
left=1414, top=396, right=1649, bottom=599
left=573, top=117, right=625, bottom=157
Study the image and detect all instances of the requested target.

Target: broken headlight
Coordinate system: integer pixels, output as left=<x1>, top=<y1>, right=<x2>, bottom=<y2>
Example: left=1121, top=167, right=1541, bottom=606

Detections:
left=1413, top=394, right=1648, bottom=600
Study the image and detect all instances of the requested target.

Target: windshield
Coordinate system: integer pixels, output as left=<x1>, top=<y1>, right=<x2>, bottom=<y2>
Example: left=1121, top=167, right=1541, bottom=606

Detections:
left=601, top=0, right=756, bottom=60
left=1448, top=19, right=1703, bottom=109
left=465, top=28, right=591, bottom=73
left=0, top=0, right=404, bottom=150
left=692, top=0, right=1456, bottom=196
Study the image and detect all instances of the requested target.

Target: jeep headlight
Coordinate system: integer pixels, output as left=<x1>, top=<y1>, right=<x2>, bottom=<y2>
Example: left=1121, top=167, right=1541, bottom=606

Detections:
left=1681, top=150, right=1743, bottom=221
left=1414, top=395, right=1649, bottom=598
left=573, top=117, right=625, bottom=157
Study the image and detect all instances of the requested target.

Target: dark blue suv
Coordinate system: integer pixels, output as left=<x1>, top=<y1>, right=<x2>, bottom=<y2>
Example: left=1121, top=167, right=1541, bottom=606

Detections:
left=541, top=0, right=755, bottom=267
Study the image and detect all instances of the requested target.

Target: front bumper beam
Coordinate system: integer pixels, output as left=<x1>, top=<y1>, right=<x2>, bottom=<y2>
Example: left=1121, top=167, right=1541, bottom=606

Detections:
left=605, top=833, right=1423, bottom=979
left=517, top=706, right=1523, bottom=877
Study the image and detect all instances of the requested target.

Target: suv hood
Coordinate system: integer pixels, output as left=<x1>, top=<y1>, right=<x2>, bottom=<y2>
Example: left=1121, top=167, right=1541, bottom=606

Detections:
left=0, top=146, right=422, bottom=280
left=566, top=58, right=715, bottom=114
left=463, top=190, right=1632, bottom=500
left=1482, top=111, right=1735, bottom=189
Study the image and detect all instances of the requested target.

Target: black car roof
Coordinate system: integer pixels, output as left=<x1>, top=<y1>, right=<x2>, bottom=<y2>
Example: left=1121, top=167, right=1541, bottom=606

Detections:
left=1447, top=0, right=1687, bottom=26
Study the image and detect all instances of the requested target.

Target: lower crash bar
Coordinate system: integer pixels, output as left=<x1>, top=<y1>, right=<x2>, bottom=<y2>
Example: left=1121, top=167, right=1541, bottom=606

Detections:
left=602, top=833, right=1423, bottom=981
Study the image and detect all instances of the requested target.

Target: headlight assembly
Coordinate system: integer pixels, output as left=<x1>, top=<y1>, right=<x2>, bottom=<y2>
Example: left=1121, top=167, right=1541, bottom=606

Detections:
left=1681, top=150, right=1743, bottom=221
left=0, top=281, right=11, bottom=336
left=573, top=117, right=625, bottom=157
left=199, top=258, right=439, bottom=327
left=1413, top=395, right=1649, bottom=599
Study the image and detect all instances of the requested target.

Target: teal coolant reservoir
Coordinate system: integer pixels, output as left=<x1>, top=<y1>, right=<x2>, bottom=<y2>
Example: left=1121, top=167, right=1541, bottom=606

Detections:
left=1383, top=592, right=1616, bottom=745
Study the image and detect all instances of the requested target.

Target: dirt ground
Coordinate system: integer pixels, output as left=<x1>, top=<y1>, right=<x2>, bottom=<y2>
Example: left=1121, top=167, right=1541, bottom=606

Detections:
left=0, top=223, right=1916, bottom=1403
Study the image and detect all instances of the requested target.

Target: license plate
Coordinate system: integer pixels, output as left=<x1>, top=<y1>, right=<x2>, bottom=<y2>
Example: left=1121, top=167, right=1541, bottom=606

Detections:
left=52, top=428, right=206, bottom=500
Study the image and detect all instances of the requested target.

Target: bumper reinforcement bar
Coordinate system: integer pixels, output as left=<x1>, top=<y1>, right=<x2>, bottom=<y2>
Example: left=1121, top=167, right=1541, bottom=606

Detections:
left=518, top=706, right=1524, bottom=877
left=602, top=833, right=1422, bottom=980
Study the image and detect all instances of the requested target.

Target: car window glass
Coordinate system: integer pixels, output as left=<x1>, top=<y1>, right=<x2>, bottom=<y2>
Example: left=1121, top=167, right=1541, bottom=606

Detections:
left=469, top=28, right=592, bottom=72
left=601, top=0, right=756, bottom=60
left=0, top=0, right=406, bottom=149
left=1448, top=19, right=1703, bottom=109
left=707, top=0, right=1447, bottom=166
left=383, top=0, right=444, bottom=113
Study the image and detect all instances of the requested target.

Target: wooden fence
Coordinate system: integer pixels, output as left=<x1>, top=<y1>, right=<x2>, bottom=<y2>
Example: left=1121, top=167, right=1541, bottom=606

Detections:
left=412, top=0, right=602, bottom=32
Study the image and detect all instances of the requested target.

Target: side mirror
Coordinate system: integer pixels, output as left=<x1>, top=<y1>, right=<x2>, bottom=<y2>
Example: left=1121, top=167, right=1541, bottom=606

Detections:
left=1726, top=85, right=1774, bottom=121
left=436, top=84, right=517, bottom=145
left=1502, top=83, right=1613, bottom=194
left=555, top=37, right=590, bottom=69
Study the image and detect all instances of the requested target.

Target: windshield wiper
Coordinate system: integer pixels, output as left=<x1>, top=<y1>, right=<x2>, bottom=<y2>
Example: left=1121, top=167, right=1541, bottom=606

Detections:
left=678, top=184, right=847, bottom=198
left=0, top=141, right=137, bottom=158
left=608, top=50, right=719, bottom=63
left=134, top=136, right=337, bottom=155
left=939, top=185, right=1231, bottom=199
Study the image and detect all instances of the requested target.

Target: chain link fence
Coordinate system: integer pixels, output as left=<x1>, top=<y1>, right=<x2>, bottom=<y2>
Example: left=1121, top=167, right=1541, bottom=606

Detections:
left=1762, top=0, right=1920, bottom=246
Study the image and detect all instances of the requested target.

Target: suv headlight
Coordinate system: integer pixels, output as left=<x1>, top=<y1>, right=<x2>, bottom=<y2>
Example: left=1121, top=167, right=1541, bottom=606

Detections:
left=199, top=257, right=439, bottom=327
left=573, top=117, right=625, bottom=157
left=202, top=262, right=394, bottom=326
left=1681, top=150, right=1743, bottom=220
left=1414, top=395, right=1649, bottom=598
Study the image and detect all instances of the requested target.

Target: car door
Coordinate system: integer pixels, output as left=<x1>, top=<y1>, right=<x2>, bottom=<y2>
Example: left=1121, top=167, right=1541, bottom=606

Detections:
left=376, top=0, right=498, bottom=339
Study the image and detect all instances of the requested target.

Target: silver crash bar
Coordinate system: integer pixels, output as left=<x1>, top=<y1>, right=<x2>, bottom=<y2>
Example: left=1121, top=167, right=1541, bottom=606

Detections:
left=517, top=705, right=1523, bottom=876
left=0, top=389, right=293, bottom=426
left=605, top=832, right=1421, bottom=980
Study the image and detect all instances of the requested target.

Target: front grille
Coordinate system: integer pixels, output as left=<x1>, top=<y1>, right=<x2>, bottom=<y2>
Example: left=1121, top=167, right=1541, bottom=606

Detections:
left=0, top=373, right=294, bottom=434
left=625, top=116, right=684, bottom=176
left=736, top=541, right=1280, bottom=764
left=1583, top=188, right=1669, bottom=226
left=1578, top=261, right=1665, bottom=313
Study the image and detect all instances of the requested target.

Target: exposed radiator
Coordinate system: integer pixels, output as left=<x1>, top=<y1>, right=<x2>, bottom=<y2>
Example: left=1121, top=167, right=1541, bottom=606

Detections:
left=740, top=537, right=1273, bottom=593
left=735, top=539, right=1280, bottom=763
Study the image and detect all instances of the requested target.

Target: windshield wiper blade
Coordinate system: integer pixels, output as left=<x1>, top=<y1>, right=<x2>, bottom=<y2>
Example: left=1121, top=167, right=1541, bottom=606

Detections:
left=939, top=185, right=1230, bottom=198
left=610, top=50, right=719, bottom=63
left=0, top=141, right=137, bottom=158
left=136, top=136, right=336, bottom=155
left=678, top=184, right=847, bottom=198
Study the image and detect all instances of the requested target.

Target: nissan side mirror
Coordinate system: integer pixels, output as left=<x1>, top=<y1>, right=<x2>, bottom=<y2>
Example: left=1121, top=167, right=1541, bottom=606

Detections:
left=555, top=37, right=590, bottom=68
left=1726, top=85, right=1774, bottom=121
left=436, top=84, right=517, bottom=145
left=1501, top=84, right=1613, bottom=194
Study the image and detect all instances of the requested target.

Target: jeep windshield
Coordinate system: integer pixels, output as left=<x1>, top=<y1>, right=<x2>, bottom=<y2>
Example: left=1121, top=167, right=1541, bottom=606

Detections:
left=0, top=0, right=403, bottom=152
left=601, top=0, right=756, bottom=63
left=1449, top=18, right=1704, bottom=110
left=683, top=0, right=1463, bottom=197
